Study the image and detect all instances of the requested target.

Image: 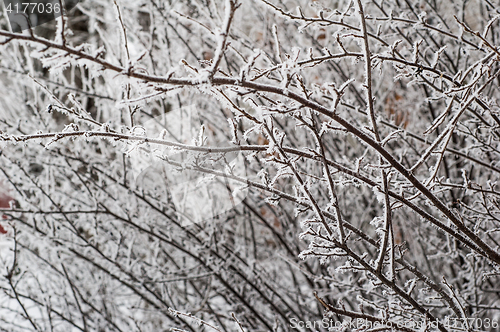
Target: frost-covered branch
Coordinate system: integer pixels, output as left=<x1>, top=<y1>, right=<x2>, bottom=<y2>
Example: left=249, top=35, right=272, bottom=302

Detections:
left=1, top=0, right=500, bottom=331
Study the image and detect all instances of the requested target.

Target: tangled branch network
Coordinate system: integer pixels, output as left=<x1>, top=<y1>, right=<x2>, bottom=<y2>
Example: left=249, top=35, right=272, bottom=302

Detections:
left=1, top=0, right=500, bottom=331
